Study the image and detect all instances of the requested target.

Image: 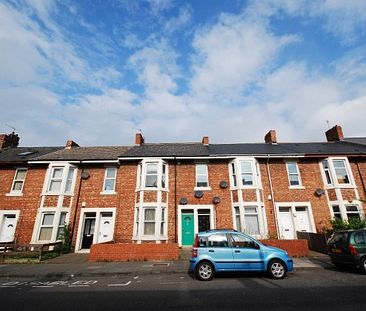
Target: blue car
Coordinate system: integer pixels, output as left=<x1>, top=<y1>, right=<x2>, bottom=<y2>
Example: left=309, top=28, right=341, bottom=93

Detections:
left=189, top=229, right=293, bottom=281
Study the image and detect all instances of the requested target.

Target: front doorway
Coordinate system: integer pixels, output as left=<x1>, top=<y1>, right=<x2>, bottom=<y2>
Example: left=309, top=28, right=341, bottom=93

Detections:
left=0, top=214, right=17, bottom=242
left=277, top=204, right=315, bottom=239
left=178, top=205, right=215, bottom=247
left=76, top=208, right=116, bottom=253
left=81, top=213, right=96, bottom=249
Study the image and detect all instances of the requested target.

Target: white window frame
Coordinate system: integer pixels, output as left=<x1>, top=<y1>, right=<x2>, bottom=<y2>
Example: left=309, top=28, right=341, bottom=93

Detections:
left=133, top=204, right=168, bottom=241
left=320, top=157, right=354, bottom=188
left=101, top=167, right=117, bottom=194
left=44, top=163, right=77, bottom=195
left=7, top=168, right=27, bottom=196
left=229, top=158, right=260, bottom=189
left=233, top=204, right=266, bottom=239
left=35, top=210, right=70, bottom=243
left=194, top=163, right=211, bottom=190
left=136, top=159, right=169, bottom=191
left=330, top=202, right=363, bottom=221
left=286, top=161, right=304, bottom=189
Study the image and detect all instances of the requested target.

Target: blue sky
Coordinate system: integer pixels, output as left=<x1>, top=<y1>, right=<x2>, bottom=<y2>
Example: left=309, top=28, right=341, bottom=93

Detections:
left=1, top=0, right=366, bottom=146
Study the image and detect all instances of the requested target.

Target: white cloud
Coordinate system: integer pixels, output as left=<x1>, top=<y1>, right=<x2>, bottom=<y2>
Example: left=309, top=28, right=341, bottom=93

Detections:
left=164, top=5, right=192, bottom=33
left=190, top=13, right=298, bottom=101
left=128, top=39, right=180, bottom=94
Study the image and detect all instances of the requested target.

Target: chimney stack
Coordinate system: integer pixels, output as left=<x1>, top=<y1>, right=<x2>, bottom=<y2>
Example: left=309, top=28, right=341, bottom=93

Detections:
left=135, top=132, right=144, bottom=145
left=0, top=132, right=20, bottom=149
left=65, top=140, right=79, bottom=149
left=202, top=136, right=209, bottom=145
left=325, top=125, right=344, bottom=142
left=264, top=130, right=277, bottom=144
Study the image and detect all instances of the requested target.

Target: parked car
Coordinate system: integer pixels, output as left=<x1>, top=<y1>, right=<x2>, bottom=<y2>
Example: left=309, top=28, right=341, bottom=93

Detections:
left=327, top=229, right=366, bottom=273
left=189, top=229, right=293, bottom=281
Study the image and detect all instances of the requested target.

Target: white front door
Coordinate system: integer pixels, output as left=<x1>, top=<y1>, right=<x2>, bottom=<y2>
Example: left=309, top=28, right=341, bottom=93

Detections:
left=97, top=212, right=113, bottom=243
left=0, top=215, right=17, bottom=242
left=295, top=206, right=312, bottom=232
left=278, top=207, right=295, bottom=239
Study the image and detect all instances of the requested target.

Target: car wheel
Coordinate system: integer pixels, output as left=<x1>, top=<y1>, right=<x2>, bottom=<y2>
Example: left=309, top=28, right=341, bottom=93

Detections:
left=268, top=259, right=286, bottom=279
left=360, top=257, right=366, bottom=274
left=196, top=261, right=214, bottom=281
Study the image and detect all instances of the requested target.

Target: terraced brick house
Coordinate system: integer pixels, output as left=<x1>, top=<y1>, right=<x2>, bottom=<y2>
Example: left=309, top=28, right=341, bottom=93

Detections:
left=0, top=125, right=365, bottom=255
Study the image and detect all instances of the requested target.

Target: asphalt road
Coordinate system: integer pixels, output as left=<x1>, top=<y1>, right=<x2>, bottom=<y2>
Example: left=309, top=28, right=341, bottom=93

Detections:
left=1, top=268, right=365, bottom=311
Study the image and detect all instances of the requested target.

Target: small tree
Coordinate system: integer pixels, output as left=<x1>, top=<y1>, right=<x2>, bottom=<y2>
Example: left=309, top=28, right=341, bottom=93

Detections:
left=61, top=225, right=72, bottom=253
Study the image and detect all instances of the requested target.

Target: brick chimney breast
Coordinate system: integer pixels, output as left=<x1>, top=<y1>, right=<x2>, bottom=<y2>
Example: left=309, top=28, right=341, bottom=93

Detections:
left=264, top=130, right=277, bottom=144
left=65, top=140, right=79, bottom=149
left=135, top=133, right=144, bottom=145
left=0, top=132, right=20, bottom=149
left=325, top=125, right=344, bottom=142
left=202, top=136, right=209, bottom=145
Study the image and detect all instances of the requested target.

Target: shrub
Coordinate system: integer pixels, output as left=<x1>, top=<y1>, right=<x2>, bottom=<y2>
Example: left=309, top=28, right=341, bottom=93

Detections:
left=330, top=217, right=366, bottom=231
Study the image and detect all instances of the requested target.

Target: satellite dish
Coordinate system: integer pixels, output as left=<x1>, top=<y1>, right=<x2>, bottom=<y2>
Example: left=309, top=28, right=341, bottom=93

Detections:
left=315, top=188, right=325, bottom=197
left=194, top=191, right=204, bottom=198
left=180, top=197, right=188, bottom=205
left=81, top=171, right=90, bottom=180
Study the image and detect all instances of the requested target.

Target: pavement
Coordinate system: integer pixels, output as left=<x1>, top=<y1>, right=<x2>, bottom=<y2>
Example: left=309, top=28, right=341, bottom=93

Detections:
left=0, top=250, right=333, bottom=279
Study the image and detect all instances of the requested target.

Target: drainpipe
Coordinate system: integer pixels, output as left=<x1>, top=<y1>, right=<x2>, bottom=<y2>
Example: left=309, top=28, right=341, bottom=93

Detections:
left=174, top=156, right=178, bottom=243
left=266, top=155, right=280, bottom=239
left=70, top=162, right=84, bottom=251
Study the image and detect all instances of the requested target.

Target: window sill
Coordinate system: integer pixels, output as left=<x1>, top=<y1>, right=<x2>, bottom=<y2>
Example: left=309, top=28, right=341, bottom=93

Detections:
left=194, top=186, right=211, bottom=191
left=100, top=191, right=117, bottom=195
left=288, top=186, right=305, bottom=190
left=6, top=192, right=23, bottom=197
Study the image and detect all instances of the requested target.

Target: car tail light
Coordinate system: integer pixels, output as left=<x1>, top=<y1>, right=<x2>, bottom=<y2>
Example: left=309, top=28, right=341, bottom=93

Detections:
left=192, top=235, right=199, bottom=258
left=349, top=244, right=358, bottom=255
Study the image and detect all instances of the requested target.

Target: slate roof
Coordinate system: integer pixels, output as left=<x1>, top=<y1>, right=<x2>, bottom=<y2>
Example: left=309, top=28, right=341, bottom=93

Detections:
left=344, top=137, right=366, bottom=146
left=0, top=147, right=63, bottom=164
left=209, top=141, right=366, bottom=157
left=121, top=143, right=209, bottom=158
left=32, top=146, right=131, bottom=161
left=119, top=141, right=366, bottom=158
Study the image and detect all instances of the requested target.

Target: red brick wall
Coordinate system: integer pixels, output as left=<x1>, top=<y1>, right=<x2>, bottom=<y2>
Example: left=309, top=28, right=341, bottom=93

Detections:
left=259, top=159, right=332, bottom=235
left=171, top=160, right=233, bottom=236
left=260, top=239, right=309, bottom=257
left=88, top=242, right=179, bottom=262
left=0, top=166, right=47, bottom=245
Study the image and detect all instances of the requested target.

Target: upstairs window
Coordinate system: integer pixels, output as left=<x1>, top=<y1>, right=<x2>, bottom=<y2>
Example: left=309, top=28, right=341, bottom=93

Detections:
left=322, top=160, right=332, bottom=185
left=48, top=167, right=64, bottom=192
left=195, top=164, right=209, bottom=188
left=10, top=168, right=27, bottom=193
left=231, top=163, right=237, bottom=187
left=333, top=160, right=350, bottom=184
left=46, top=165, right=76, bottom=194
left=321, top=158, right=352, bottom=187
left=240, top=161, right=254, bottom=186
left=230, top=158, right=259, bottom=188
left=286, top=162, right=302, bottom=187
left=137, top=160, right=168, bottom=190
left=145, top=163, right=158, bottom=187
left=103, top=167, right=117, bottom=192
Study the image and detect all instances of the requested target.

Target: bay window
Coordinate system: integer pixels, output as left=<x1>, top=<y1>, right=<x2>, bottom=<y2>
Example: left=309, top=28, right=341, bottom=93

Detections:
left=46, top=164, right=77, bottom=194
left=233, top=205, right=264, bottom=237
left=230, top=158, right=259, bottom=188
left=134, top=205, right=167, bottom=240
left=137, top=160, right=168, bottom=190
left=321, top=157, right=353, bottom=187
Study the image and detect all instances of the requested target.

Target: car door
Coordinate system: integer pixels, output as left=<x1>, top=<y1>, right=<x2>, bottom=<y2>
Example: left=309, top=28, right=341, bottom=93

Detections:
left=229, top=233, right=264, bottom=271
left=206, top=233, right=234, bottom=271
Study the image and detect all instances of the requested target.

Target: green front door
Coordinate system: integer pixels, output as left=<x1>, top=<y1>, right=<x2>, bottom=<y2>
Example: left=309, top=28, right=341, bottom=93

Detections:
left=182, top=213, right=194, bottom=246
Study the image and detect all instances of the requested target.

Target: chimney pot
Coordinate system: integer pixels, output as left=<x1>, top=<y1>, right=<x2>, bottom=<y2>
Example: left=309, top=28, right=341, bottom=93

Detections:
left=0, top=132, right=20, bottom=149
left=325, top=125, right=344, bottom=142
left=264, top=130, right=277, bottom=144
left=65, top=140, right=79, bottom=149
left=135, top=133, right=144, bottom=145
left=202, top=136, right=209, bottom=145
